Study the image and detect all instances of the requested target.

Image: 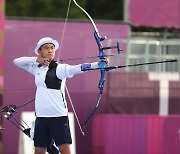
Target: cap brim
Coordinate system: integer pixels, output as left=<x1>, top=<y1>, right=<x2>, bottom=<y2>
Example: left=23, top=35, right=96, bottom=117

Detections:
left=34, top=40, right=59, bottom=55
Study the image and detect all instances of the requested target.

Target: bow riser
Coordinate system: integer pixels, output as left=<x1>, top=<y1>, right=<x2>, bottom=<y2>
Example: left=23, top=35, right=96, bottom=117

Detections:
left=94, top=32, right=106, bottom=59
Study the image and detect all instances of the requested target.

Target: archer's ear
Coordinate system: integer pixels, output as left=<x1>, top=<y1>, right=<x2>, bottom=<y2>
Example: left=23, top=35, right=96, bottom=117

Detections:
left=38, top=49, right=41, bottom=55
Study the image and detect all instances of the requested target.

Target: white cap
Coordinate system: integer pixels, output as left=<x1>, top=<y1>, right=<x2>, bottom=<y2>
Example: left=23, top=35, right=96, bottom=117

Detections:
left=34, top=37, right=59, bottom=55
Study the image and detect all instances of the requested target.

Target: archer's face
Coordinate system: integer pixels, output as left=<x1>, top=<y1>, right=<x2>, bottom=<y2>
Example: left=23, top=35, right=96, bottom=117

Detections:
left=38, top=43, right=55, bottom=60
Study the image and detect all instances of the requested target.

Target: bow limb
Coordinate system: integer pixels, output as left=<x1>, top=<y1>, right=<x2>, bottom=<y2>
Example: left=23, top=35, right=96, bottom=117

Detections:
left=72, top=0, right=107, bottom=92
left=72, top=0, right=99, bottom=33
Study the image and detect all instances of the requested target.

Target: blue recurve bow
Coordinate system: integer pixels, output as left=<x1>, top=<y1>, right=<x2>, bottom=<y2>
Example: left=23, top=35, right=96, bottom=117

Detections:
left=72, top=0, right=120, bottom=128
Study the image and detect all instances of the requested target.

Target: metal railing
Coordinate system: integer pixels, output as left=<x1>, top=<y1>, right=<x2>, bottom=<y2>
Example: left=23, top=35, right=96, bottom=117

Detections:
left=107, top=38, right=180, bottom=72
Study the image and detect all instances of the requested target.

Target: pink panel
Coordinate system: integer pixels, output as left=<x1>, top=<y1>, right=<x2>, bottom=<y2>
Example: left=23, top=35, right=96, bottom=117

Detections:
left=147, top=116, right=165, bottom=154
left=0, top=55, right=3, bottom=69
left=0, top=76, right=3, bottom=87
left=92, top=115, right=106, bottom=154
left=0, top=11, right=4, bottom=30
left=128, top=0, right=180, bottom=28
left=163, top=117, right=180, bottom=154
left=92, top=115, right=180, bottom=154
left=92, top=115, right=147, bottom=154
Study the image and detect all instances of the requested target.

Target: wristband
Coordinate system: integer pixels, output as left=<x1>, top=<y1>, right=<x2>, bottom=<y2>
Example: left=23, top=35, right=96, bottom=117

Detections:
left=81, top=63, right=91, bottom=71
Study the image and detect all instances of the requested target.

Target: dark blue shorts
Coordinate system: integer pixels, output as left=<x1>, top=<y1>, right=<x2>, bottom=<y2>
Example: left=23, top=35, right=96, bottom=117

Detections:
left=33, top=116, right=72, bottom=148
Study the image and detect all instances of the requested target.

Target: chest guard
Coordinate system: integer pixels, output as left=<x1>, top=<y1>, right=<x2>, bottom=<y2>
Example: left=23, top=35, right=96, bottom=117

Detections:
left=45, top=60, right=62, bottom=90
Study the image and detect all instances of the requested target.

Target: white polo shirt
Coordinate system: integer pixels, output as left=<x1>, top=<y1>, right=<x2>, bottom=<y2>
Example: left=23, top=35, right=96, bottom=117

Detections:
left=14, top=57, right=98, bottom=117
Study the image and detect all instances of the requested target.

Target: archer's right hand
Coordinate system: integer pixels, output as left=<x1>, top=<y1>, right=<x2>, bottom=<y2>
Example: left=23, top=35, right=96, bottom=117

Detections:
left=36, top=57, right=52, bottom=66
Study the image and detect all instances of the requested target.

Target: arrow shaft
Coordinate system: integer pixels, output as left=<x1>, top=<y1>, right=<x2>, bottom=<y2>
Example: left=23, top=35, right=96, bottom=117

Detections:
left=83, top=59, right=177, bottom=71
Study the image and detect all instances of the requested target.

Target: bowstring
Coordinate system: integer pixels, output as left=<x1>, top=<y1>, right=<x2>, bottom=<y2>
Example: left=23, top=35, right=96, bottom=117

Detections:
left=65, top=86, right=84, bottom=135
left=57, top=0, right=85, bottom=135
left=56, top=0, right=71, bottom=60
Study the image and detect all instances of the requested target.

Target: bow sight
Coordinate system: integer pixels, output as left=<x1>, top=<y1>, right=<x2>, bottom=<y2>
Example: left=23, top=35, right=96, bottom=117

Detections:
left=94, top=33, right=121, bottom=54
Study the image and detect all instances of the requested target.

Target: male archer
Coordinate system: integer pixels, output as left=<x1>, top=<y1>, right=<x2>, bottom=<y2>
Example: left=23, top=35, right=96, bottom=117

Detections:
left=14, top=37, right=109, bottom=154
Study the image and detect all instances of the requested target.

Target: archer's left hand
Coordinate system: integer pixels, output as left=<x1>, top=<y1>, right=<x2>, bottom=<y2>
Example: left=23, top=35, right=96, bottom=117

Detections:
left=98, top=57, right=109, bottom=66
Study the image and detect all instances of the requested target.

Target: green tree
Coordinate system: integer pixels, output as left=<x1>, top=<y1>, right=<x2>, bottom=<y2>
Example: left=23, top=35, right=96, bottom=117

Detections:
left=5, top=0, right=87, bottom=19
left=5, top=0, right=123, bottom=21
left=86, top=0, right=124, bottom=20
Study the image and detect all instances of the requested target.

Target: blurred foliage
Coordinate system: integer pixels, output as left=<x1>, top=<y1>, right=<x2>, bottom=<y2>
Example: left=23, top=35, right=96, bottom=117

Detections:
left=5, top=0, right=123, bottom=21
left=86, top=0, right=123, bottom=20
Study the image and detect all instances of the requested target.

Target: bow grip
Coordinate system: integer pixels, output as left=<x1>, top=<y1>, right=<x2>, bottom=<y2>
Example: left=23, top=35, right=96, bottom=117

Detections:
left=98, top=60, right=106, bottom=68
